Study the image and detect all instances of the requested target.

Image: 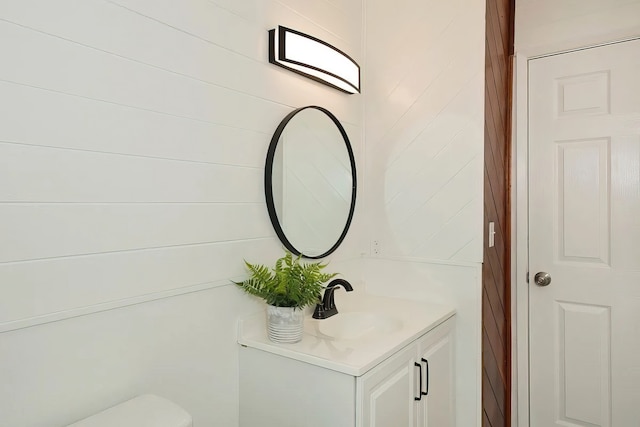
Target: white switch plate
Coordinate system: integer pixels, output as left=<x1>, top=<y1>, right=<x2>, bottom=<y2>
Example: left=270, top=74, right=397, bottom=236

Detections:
left=488, top=222, right=495, bottom=247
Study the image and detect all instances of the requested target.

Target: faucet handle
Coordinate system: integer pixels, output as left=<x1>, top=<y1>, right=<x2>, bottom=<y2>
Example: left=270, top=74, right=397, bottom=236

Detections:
left=312, top=301, right=326, bottom=319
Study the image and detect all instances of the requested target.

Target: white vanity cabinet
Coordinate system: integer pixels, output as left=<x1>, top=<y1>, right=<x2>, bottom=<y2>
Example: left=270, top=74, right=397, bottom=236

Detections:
left=416, top=320, right=454, bottom=427
left=357, top=317, right=454, bottom=427
left=239, top=316, right=454, bottom=427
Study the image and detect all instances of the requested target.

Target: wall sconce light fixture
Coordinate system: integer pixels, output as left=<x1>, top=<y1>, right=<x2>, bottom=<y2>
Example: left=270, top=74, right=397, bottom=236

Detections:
left=268, top=26, right=360, bottom=94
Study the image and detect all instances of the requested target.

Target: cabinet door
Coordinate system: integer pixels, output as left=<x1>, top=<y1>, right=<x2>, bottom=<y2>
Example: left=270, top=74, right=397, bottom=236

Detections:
left=417, top=320, right=454, bottom=427
left=357, top=344, right=419, bottom=427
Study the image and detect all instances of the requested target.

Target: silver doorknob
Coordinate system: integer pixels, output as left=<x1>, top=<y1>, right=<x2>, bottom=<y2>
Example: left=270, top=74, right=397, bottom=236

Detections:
left=534, top=272, right=552, bottom=287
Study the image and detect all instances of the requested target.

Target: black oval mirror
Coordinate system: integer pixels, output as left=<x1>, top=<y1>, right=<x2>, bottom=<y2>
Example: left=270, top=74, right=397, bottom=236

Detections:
left=265, top=106, right=357, bottom=259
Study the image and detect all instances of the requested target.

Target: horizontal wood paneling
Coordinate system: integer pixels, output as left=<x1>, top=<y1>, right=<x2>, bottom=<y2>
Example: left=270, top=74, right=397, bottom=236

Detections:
left=0, top=82, right=268, bottom=167
left=0, top=0, right=360, bottom=125
left=0, top=143, right=264, bottom=202
left=0, top=0, right=364, bottom=425
left=0, top=23, right=289, bottom=131
left=0, top=203, right=272, bottom=263
left=0, top=238, right=280, bottom=324
left=0, top=0, right=363, bottom=323
left=209, top=0, right=363, bottom=52
left=0, top=284, right=265, bottom=427
left=0, top=80, right=359, bottom=170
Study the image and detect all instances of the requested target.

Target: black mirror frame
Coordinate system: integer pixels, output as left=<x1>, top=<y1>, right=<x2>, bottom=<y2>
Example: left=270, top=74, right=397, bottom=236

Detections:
left=264, top=106, right=357, bottom=259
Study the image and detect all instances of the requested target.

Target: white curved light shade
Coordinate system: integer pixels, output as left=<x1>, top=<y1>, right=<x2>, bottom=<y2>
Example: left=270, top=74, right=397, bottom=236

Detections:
left=268, top=26, right=361, bottom=94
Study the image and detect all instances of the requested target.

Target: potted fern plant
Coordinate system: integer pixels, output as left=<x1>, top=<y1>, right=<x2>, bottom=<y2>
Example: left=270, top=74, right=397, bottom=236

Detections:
left=235, top=251, right=337, bottom=343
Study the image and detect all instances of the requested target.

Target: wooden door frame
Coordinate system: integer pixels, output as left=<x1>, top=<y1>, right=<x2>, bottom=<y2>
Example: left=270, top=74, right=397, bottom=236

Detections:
left=511, top=36, right=640, bottom=427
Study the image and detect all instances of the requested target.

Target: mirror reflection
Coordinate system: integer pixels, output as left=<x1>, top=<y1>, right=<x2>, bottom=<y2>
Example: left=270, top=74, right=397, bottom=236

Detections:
left=266, top=106, right=356, bottom=258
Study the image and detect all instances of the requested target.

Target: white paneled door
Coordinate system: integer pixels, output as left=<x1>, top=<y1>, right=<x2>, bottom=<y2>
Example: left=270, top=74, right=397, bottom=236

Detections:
left=528, top=39, right=640, bottom=426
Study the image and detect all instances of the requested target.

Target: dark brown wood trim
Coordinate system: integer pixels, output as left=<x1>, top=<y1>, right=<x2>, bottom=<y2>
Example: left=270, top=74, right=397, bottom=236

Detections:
left=482, top=0, right=514, bottom=426
left=504, top=54, right=514, bottom=427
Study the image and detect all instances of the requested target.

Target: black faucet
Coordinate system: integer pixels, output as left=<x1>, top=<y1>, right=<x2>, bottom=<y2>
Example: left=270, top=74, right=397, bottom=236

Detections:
left=312, top=279, right=353, bottom=319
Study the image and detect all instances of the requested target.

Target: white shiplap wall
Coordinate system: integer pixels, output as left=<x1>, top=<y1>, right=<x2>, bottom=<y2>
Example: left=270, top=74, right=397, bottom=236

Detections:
left=0, top=0, right=363, bottom=425
left=363, top=0, right=485, bottom=425
left=364, top=0, right=485, bottom=263
left=515, top=0, right=640, bottom=54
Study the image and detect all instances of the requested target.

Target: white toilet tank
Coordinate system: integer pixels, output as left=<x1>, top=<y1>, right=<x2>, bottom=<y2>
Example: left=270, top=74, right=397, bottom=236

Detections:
left=67, top=394, right=192, bottom=427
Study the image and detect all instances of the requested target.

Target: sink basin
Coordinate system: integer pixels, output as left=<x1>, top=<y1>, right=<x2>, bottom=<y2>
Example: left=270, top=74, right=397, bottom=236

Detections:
left=315, top=312, right=403, bottom=340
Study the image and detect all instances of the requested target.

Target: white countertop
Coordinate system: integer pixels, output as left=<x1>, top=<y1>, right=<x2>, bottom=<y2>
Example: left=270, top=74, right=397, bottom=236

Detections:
left=237, top=292, right=455, bottom=376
